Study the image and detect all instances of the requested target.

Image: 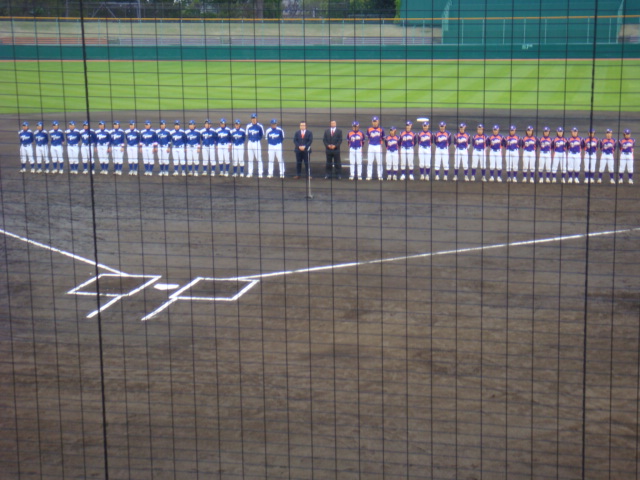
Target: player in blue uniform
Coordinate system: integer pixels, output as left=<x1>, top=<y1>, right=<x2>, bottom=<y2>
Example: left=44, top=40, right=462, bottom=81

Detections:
left=185, top=120, right=201, bottom=176
left=417, top=120, right=432, bottom=180
left=246, top=113, right=265, bottom=178
left=265, top=119, right=285, bottom=178
left=453, top=123, right=470, bottom=181
left=399, top=121, right=416, bottom=180
left=156, top=120, right=171, bottom=176
left=65, top=121, right=81, bottom=175
left=49, top=121, right=65, bottom=174
left=551, top=127, right=568, bottom=183
left=95, top=121, right=111, bottom=174
left=618, top=129, right=635, bottom=184
left=433, top=121, right=452, bottom=181
left=348, top=121, right=365, bottom=180
left=231, top=120, right=247, bottom=177
left=567, top=127, right=584, bottom=183
left=504, top=125, right=521, bottom=182
left=598, top=129, right=616, bottom=184
left=521, top=126, right=538, bottom=183
left=216, top=118, right=232, bottom=176
left=471, top=124, right=488, bottom=181
left=110, top=121, right=126, bottom=175
left=583, top=129, right=598, bottom=184
left=200, top=119, right=218, bottom=176
left=125, top=121, right=141, bottom=175
left=385, top=127, right=399, bottom=180
left=80, top=121, right=97, bottom=174
left=140, top=121, right=157, bottom=176
left=366, top=116, right=384, bottom=180
left=488, top=125, right=504, bottom=182
left=170, top=120, right=187, bottom=176
left=34, top=121, right=49, bottom=173
left=538, top=127, right=553, bottom=183
left=18, top=122, right=34, bottom=173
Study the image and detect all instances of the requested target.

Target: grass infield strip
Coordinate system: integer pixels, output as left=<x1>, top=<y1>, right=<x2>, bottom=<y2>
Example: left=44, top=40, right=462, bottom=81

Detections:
left=0, top=59, right=637, bottom=114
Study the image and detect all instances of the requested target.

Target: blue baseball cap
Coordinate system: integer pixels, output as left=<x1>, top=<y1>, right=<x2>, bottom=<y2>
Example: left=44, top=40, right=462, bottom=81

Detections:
left=83, top=121, right=89, bottom=126
left=557, top=126, right=563, bottom=132
left=234, top=119, right=241, bottom=124
left=129, top=120, right=135, bottom=124
left=174, top=120, right=180, bottom=125
left=543, top=126, right=550, bottom=131
left=406, top=121, right=412, bottom=126
left=36, top=121, right=43, bottom=126
left=624, top=129, right=631, bottom=134
left=22, top=121, right=28, bottom=126
left=606, top=128, right=612, bottom=133
left=509, top=125, right=516, bottom=130
left=204, top=119, right=211, bottom=123
left=459, top=123, right=466, bottom=128
left=68, top=121, right=75, bottom=126
left=144, top=120, right=151, bottom=125
left=251, top=113, right=257, bottom=118
left=98, top=121, right=105, bottom=125
left=353, top=121, right=360, bottom=126
left=439, top=121, right=446, bottom=127
left=571, top=127, right=578, bottom=132
left=113, top=120, right=120, bottom=125
left=423, top=122, right=429, bottom=127
left=270, top=118, right=278, bottom=124
left=189, top=120, right=196, bottom=125
left=477, top=124, right=484, bottom=129
left=493, top=124, right=500, bottom=130
left=588, top=128, right=595, bottom=133
left=52, top=121, right=59, bottom=126
left=160, top=119, right=166, bottom=125
left=219, top=118, right=226, bottom=123
left=372, top=116, right=379, bottom=121
left=526, top=125, right=533, bottom=130
left=390, top=126, right=397, bottom=130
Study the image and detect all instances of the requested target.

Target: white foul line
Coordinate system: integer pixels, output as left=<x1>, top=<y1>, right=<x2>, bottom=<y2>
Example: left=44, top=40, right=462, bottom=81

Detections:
left=0, top=228, right=124, bottom=274
left=232, top=226, right=640, bottom=282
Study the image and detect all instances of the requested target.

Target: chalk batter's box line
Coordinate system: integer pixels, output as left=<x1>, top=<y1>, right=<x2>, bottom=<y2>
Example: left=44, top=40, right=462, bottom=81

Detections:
left=141, top=277, right=259, bottom=321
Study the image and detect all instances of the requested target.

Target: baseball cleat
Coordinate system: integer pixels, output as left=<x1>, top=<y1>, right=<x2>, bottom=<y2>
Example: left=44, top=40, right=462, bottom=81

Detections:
left=400, top=174, right=406, bottom=180
left=30, top=168, right=35, bottom=173
left=173, top=171, right=179, bottom=176
left=37, top=169, right=42, bottom=173
left=194, top=171, right=198, bottom=177
left=489, top=176, right=494, bottom=182
left=507, top=177, right=511, bottom=182
left=58, top=169, right=64, bottom=174
left=619, top=178, right=624, bottom=184
left=425, top=174, right=430, bottom=181
left=568, top=177, right=573, bottom=184
left=513, top=177, right=517, bottom=183
left=349, top=176, right=354, bottom=180
left=497, top=176, right=502, bottom=182
left=482, top=176, right=487, bottom=182
left=409, top=174, right=414, bottom=180
left=629, top=179, right=634, bottom=184
left=420, top=174, right=424, bottom=180
left=453, top=175, right=458, bottom=181
left=435, top=175, right=440, bottom=181
left=464, top=175, right=469, bottom=182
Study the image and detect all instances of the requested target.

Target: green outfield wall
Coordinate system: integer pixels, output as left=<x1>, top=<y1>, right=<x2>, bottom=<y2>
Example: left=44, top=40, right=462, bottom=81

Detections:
left=2, top=43, right=639, bottom=61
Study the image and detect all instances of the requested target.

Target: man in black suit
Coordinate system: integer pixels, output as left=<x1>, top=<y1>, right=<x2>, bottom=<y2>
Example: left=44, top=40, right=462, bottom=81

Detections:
left=293, top=121, right=313, bottom=179
left=323, top=120, right=343, bottom=179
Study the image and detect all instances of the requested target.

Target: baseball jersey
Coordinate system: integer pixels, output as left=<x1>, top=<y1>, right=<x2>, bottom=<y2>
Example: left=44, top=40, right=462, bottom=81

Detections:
left=552, top=136, right=568, bottom=153
left=266, top=127, right=285, bottom=146
left=385, top=135, right=399, bottom=152
left=110, top=128, right=125, bottom=147
left=400, top=131, right=416, bottom=148
left=418, top=130, right=432, bottom=148
left=601, top=137, right=616, bottom=155
left=522, top=135, right=538, bottom=152
left=539, top=135, right=553, bottom=153
left=619, top=137, right=635, bottom=154
left=434, top=130, right=452, bottom=149
left=348, top=130, right=365, bottom=148
left=584, top=136, right=599, bottom=155
left=125, top=128, right=140, bottom=146
left=200, top=127, right=218, bottom=147
left=568, top=136, right=584, bottom=154
left=504, top=134, right=521, bottom=152
left=488, top=134, right=504, bottom=152
left=34, top=129, right=49, bottom=146
left=156, top=128, right=171, bottom=147
left=94, top=128, right=110, bottom=147
left=231, top=128, right=246, bottom=146
left=65, top=128, right=81, bottom=146
left=216, top=127, right=232, bottom=145
left=170, top=128, right=187, bottom=147
left=49, top=128, right=64, bottom=147
left=140, top=128, right=157, bottom=147
left=19, top=129, right=34, bottom=146
left=80, top=127, right=97, bottom=146
left=455, top=132, right=471, bottom=150
left=367, top=127, right=385, bottom=146
left=472, top=133, right=487, bottom=151
left=246, top=122, right=264, bottom=142
left=186, top=128, right=201, bottom=146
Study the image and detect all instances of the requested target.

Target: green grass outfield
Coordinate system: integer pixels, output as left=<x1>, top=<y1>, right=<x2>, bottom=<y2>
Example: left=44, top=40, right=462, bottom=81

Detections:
left=1, top=59, right=638, bottom=115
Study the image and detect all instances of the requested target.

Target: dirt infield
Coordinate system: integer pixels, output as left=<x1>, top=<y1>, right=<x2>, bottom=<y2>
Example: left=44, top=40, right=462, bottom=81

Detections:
left=1, top=108, right=640, bottom=479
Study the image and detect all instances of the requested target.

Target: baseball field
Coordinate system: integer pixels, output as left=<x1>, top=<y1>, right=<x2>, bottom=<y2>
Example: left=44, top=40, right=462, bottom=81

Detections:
left=2, top=24, right=640, bottom=480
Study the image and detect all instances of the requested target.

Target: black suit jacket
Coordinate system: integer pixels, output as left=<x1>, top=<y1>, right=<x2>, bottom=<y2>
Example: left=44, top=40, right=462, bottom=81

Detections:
left=323, top=128, right=342, bottom=152
left=293, top=130, right=313, bottom=152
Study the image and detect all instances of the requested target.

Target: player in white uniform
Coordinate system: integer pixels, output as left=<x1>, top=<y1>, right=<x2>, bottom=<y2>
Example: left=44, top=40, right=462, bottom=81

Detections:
left=110, top=121, right=126, bottom=175
left=48, top=121, right=65, bottom=174
left=216, top=118, right=232, bottom=176
left=566, top=127, right=584, bottom=184
left=79, top=121, right=97, bottom=174
left=265, top=119, right=285, bottom=178
left=471, top=124, right=488, bottom=181
left=583, top=129, right=598, bottom=184
left=246, top=113, right=264, bottom=178
left=140, top=121, right=157, bottom=176
left=170, top=121, right=187, bottom=176
left=417, top=120, right=432, bottom=180
left=366, top=116, right=384, bottom=180
left=597, top=129, right=616, bottom=184
left=521, top=126, right=538, bottom=183
left=231, top=120, right=247, bottom=177
left=156, top=120, right=172, bottom=176
left=538, top=127, right=553, bottom=183
left=618, top=129, right=635, bottom=184
left=34, top=121, right=49, bottom=173
left=64, top=121, right=81, bottom=175
left=95, top=121, right=111, bottom=174
left=18, top=122, right=34, bottom=173
left=185, top=120, right=201, bottom=176
left=453, top=123, right=470, bottom=181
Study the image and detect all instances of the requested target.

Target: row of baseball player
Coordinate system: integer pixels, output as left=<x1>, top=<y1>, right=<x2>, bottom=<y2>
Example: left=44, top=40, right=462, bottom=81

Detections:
left=17, top=117, right=635, bottom=184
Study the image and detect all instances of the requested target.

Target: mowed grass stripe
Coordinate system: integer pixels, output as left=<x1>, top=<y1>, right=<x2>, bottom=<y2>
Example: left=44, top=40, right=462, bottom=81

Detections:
left=0, top=59, right=638, bottom=114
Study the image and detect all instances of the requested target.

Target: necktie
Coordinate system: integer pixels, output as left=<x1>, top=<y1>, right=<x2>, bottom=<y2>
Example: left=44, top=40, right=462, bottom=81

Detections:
left=331, top=128, right=335, bottom=135
left=301, top=131, right=305, bottom=138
